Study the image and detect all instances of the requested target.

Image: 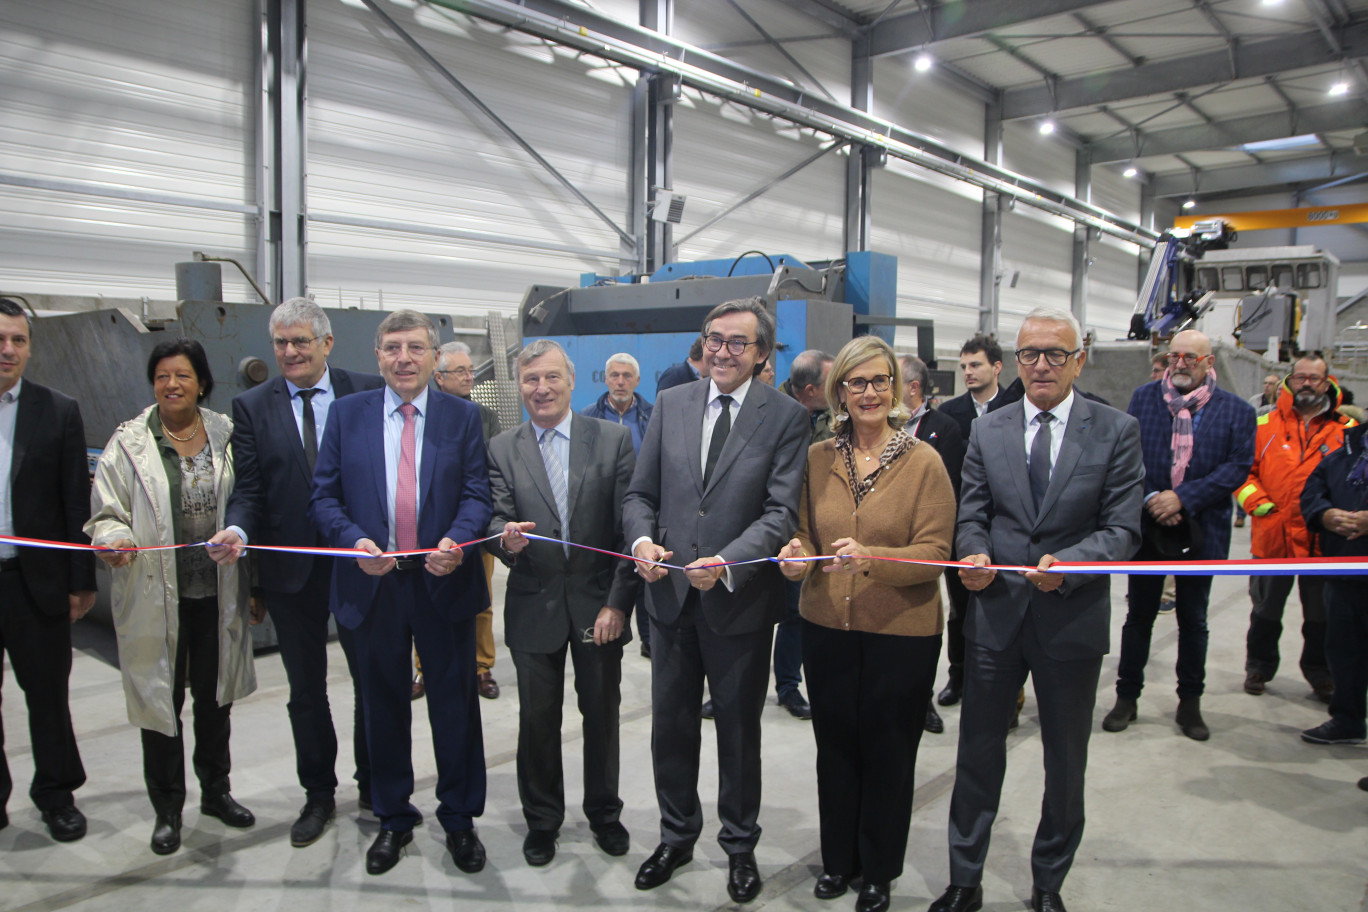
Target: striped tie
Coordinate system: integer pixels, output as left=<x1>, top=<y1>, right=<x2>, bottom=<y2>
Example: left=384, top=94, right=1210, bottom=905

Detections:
left=541, top=428, right=569, bottom=555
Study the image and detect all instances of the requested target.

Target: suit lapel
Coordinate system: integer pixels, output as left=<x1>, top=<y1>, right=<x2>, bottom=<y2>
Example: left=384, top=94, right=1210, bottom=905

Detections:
left=1036, top=396, right=1092, bottom=526
left=685, top=382, right=708, bottom=495
left=332, top=367, right=355, bottom=398
left=516, top=422, right=558, bottom=516
left=999, top=404, right=1034, bottom=520
left=704, top=386, right=765, bottom=496
left=368, top=393, right=389, bottom=523
left=10, top=385, right=37, bottom=486
left=272, top=378, right=311, bottom=481
left=565, top=414, right=593, bottom=522
left=418, top=395, right=441, bottom=518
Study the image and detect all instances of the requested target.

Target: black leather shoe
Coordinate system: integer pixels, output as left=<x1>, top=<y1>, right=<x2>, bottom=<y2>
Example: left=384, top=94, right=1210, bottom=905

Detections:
left=925, top=705, right=945, bottom=733
left=523, top=829, right=557, bottom=866
left=151, top=813, right=182, bottom=855
left=928, top=884, right=983, bottom=912
left=290, top=799, right=335, bottom=847
left=41, top=805, right=87, bottom=842
left=1101, top=696, right=1137, bottom=732
left=591, top=820, right=630, bottom=856
left=701, top=700, right=715, bottom=720
left=814, top=871, right=850, bottom=900
left=635, top=843, right=693, bottom=889
left=447, top=829, right=487, bottom=873
left=1175, top=698, right=1210, bottom=741
left=201, top=793, right=255, bottom=828
left=1243, top=671, right=1267, bottom=695
left=1031, top=887, right=1068, bottom=912
left=365, top=829, right=412, bottom=875
left=856, top=881, right=891, bottom=912
left=937, top=676, right=963, bottom=707
left=727, top=850, right=762, bottom=903
left=778, top=689, right=812, bottom=719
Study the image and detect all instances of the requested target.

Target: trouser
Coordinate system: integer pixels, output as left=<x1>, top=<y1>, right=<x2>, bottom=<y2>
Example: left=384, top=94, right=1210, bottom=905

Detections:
left=0, top=567, right=86, bottom=812
left=142, top=596, right=231, bottom=817
left=803, top=620, right=939, bottom=883
left=772, top=579, right=803, bottom=697
left=943, top=567, right=970, bottom=686
left=477, top=553, right=496, bottom=674
left=1246, top=574, right=1330, bottom=685
left=263, top=558, right=369, bottom=802
left=511, top=635, right=624, bottom=832
left=1324, top=578, right=1368, bottom=736
left=1117, top=542, right=1213, bottom=700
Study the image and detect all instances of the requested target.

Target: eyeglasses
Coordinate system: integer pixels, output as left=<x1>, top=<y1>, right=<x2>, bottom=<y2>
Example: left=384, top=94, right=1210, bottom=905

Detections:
left=842, top=375, right=892, bottom=393
left=435, top=367, right=474, bottom=377
left=702, top=334, right=761, bottom=356
left=1166, top=352, right=1209, bottom=366
left=379, top=342, right=432, bottom=358
left=1015, top=348, right=1080, bottom=368
left=272, top=336, right=318, bottom=351
left=1290, top=373, right=1327, bottom=385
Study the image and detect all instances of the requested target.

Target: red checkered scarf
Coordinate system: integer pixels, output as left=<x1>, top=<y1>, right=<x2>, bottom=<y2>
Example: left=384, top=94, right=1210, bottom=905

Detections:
left=1161, top=367, right=1216, bottom=487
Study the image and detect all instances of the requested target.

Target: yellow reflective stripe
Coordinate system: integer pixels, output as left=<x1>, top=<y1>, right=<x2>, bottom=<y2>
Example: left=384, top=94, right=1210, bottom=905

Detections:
left=1236, top=483, right=1259, bottom=509
left=1256, top=413, right=1271, bottom=426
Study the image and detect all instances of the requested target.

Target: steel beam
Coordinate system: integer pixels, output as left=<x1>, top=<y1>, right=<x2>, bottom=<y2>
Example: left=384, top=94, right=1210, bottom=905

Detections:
left=777, top=0, right=863, bottom=39
left=269, top=0, right=307, bottom=300
left=1003, top=22, right=1368, bottom=119
left=726, top=0, right=837, bottom=103
left=1071, top=148, right=1090, bottom=325
left=643, top=0, right=674, bottom=271
left=867, top=0, right=1114, bottom=59
left=1151, top=154, right=1355, bottom=197
left=979, top=99, right=1004, bottom=334
left=845, top=44, right=873, bottom=253
left=1138, top=180, right=1155, bottom=294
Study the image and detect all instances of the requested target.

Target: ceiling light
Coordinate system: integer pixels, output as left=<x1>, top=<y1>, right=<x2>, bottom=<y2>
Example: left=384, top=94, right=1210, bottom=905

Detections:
left=1330, top=80, right=1351, bottom=96
left=1039, top=120, right=1055, bottom=135
left=1243, top=133, right=1321, bottom=152
left=1183, top=199, right=1197, bottom=209
left=914, top=53, right=933, bottom=73
left=1123, top=166, right=1138, bottom=178
left=1261, top=0, right=1283, bottom=6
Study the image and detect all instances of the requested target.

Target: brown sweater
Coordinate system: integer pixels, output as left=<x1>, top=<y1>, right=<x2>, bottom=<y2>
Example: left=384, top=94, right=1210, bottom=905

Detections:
left=792, top=435, right=956, bottom=637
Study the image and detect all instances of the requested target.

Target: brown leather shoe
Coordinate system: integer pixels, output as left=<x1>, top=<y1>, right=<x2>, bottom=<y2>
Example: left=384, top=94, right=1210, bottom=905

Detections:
left=411, top=673, right=425, bottom=701
left=478, top=671, right=500, bottom=700
left=1243, top=671, right=1267, bottom=695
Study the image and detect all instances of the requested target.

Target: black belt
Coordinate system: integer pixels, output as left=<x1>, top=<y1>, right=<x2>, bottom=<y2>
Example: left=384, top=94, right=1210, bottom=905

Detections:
left=392, top=556, right=424, bottom=572
left=0, top=557, right=20, bottom=572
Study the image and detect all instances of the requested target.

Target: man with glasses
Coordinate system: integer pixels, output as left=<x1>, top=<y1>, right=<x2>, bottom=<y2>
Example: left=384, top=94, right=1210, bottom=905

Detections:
left=624, top=297, right=808, bottom=904
left=486, top=339, right=638, bottom=867
left=1237, top=355, right=1357, bottom=703
left=310, top=310, right=493, bottom=876
left=930, top=307, right=1143, bottom=912
left=208, top=297, right=382, bottom=846
left=434, top=341, right=501, bottom=701
left=1101, top=331, right=1255, bottom=741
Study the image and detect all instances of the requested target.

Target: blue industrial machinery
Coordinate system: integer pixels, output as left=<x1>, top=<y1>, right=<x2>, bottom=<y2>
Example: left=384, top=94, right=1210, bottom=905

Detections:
left=1128, top=219, right=1234, bottom=341
left=521, top=251, right=930, bottom=411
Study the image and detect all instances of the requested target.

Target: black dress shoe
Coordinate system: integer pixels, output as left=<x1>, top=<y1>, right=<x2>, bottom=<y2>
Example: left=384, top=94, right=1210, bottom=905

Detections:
left=366, top=829, right=413, bottom=875
left=151, top=813, right=182, bottom=855
left=290, top=800, right=336, bottom=847
left=1102, top=696, right=1137, bottom=732
left=1032, top=887, right=1068, bottom=912
left=727, top=850, right=762, bottom=903
left=856, top=881, right=891, bottom=912
left=928, top=884, right=983, bottom=912
left=523, top=829, right=557, bottom=866
left=937, top=677, right=963, bottom=707
left=925, top=705, right=945, bottom=733
left=201, top=793, right=255, bottom=828
left=591, top=820, right=630, bottom=856
left=701, top=700, right=715, bottom=720
left=814, top=871, right=850, bottom=900
left=41, top=805, right=87, bottom=842
left=447, top=829, right=487, bottom=873
left=635, top=843, right=693, bottom=889
left=1175, top=697, right=1210, bottom=741
left=778, top=689, right=813, bottom=719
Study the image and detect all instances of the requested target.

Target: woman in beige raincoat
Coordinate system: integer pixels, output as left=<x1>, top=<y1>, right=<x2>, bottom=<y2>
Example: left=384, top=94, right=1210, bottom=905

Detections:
left=86, top=338, right=256, bottom=855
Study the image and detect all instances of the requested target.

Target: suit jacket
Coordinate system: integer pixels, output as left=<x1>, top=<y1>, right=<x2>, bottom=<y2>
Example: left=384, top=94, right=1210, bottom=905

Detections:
left=939, top=388, right=1007, bottom=443
left=622, top=379, right=809, bottom=636
left=10, top=381, right=96, bottom=613
left=956, top=394, right=1144, bottom=661
left=309, top=388, right=492, bottom=630
left=1126, top=381, right=1255, bottom=561
left=224, top=367, right=383, bottom=594
left=655, top=361, right=700, bottom=396
left=912, top=407, right=966, bottom=498
left=486, top=414, right=640, bottom=653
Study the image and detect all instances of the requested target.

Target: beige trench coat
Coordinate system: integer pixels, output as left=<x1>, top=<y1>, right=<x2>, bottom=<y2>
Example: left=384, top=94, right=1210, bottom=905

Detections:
left=85, top=405, right=255, bottom=738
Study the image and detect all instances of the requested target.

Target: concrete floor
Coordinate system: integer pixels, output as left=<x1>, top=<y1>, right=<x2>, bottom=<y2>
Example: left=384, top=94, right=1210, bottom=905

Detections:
left=2, top=524, right=1365, bottom=912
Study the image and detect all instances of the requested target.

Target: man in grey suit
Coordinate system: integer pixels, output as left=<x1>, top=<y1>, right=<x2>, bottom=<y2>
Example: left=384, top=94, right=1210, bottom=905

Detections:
left=623, top=297, right=809, bottom=904
left=486, top=339, right=638, bottom=867
left=929, top=307, right=1144, bottom=912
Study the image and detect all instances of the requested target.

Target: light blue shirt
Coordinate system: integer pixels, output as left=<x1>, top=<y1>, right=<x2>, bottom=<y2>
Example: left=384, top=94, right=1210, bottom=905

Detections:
left=382, top=386, right=428, bottom=551
left=0, top=379, right=22, bottom=559
left=535, top=411, right=573, bottom=497
left=285, top=365, right=335, bottom=452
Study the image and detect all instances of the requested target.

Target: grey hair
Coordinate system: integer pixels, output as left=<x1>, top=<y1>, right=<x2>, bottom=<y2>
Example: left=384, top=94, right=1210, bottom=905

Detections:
left=702, top=297, right=776, bottom=368
left=789, top=349, right=833, bottom=391
left=375, top=309, right=439, bottom=350
left=899, top=355, right=931, bottom=396
left=439, top=341, right=472, bottom=357
left=605, top=352, right=640, bottom=375
left=517, top=338, right=576, bottom=380
left=270, top=297, right=332, bottom=340
left=1020, top=306, right=1083, bottom=350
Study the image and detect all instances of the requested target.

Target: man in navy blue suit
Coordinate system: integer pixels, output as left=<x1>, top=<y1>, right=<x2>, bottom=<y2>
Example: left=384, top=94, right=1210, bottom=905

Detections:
left=210, top=298, right=383, bottom=846
left=309, top=310, right=493, bottom=876
left=1101, top=330, right=1255, bottom=741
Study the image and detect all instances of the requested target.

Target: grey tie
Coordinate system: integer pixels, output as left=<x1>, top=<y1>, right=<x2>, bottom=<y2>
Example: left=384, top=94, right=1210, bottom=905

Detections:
left=1029, top=411, right=1055, bottom=509
left=540, top=428, right=570, bottom=555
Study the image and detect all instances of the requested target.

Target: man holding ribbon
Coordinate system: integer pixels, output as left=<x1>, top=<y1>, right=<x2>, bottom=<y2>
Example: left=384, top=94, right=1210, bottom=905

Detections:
left=930, top=307, right=1143, bottom=912
left=623, top=297, right=808, bottom=904
left=1102, top=330, right=1254, bottom=741
left=309, top=309, right=492, bottom=877
left=487, top=339, right=638, bottom=866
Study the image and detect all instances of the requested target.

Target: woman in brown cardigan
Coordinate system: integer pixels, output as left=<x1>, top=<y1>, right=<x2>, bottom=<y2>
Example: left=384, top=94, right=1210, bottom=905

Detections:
left=778, top=335, right=956, bottom=912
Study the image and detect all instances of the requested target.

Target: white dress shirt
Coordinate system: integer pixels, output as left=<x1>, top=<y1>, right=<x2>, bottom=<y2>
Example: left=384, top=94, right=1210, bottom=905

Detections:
left=285, top=364, right=335, bottom=451
left=1022, top=390, right=1075, bottom=481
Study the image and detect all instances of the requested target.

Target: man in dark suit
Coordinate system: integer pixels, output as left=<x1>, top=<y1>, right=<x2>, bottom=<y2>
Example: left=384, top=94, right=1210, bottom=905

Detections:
left=0, top=297, right=95, bottom=842
left=1101, top=330, right=1254, bottom=741
left=929, top=307, right=1143, bottom=912
left=487, top=339, right=638, bottom=867
left=309, top=310, right=492, bottom=876
left=623, top=297, right=808, bottom=904
left=208, top=297, right=383, bottom=846
left=654, top=336, right=705, bottom=395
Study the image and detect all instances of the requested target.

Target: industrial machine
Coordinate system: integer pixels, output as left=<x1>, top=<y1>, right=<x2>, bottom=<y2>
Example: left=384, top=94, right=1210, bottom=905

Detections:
left=1195, top=246, right=1339, bottom=359
left=1128, top=219, right=1233, bottom=342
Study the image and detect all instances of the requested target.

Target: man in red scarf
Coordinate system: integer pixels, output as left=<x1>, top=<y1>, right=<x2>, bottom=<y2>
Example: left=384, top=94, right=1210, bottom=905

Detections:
left=1102, top=330, right=1256, bottom=741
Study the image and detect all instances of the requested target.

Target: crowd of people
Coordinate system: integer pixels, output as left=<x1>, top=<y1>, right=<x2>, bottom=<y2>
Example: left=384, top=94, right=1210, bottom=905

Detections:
left=0, top=293, right=1363, bottom=912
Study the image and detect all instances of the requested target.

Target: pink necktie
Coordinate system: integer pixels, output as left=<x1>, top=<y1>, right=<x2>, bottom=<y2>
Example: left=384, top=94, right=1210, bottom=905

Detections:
left=396, top=403, right=418, bottom=551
